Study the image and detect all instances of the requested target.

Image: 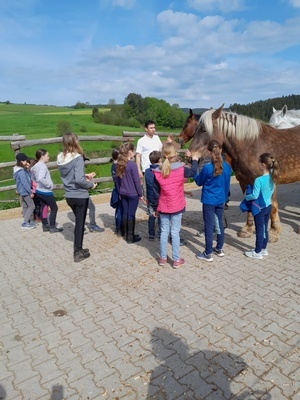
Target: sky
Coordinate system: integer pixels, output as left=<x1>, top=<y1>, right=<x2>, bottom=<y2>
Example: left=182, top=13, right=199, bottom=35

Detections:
left=1, top=0, right=300, bottom=109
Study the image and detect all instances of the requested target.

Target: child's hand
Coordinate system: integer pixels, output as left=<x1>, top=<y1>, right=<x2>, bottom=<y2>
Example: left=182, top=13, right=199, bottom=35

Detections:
left=86, top=172, right=96, bottom=180
left=139, top=196, right=146, bottom=204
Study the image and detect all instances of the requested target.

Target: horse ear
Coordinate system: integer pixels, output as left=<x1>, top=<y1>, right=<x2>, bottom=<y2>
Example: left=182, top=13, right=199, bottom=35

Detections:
left=189, top=108, right=193, bottom=116
left=272, top=107, right=276, bottom=112
left=282, top=105, right=287, bottom=116
left=212, top=104, right=224, bottom=119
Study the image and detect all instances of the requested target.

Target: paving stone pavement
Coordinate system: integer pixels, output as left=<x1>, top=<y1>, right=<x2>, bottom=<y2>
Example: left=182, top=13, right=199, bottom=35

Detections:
left=0, top=181, right=299, bottom=400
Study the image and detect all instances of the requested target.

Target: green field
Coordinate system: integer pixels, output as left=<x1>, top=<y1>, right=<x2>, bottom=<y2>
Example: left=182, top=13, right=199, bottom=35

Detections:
left=0, top=103, right=143, bottom=209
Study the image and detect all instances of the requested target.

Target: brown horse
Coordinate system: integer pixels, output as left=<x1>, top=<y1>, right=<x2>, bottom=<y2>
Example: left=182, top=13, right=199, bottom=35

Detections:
left=178, top=109, right=201, bottom=147
left=185, top=105, right=300, bottom=241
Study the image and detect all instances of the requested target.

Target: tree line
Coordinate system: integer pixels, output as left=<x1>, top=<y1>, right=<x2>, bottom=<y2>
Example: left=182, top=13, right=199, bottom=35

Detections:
left=230, top=94, right=300, bottom=122
left=91, top=93, right=300, bottom=128
left=92, top=93, right=188, bottom=129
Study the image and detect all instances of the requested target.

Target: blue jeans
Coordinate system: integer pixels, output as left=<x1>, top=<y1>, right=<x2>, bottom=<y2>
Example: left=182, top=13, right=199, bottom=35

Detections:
left=203, top=204, right=224, bottom=255
left=159, top=212, right=182, bottom=261
left=254, top=204, right=271, bottom=253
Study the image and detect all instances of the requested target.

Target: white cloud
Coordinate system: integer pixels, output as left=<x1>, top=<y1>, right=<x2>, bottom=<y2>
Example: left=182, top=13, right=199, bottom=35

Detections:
left=187, top=0, right=246, bottom=13
left=111, top=0, right=136, bottom=8
left=289, top=0, right=300, bottom=7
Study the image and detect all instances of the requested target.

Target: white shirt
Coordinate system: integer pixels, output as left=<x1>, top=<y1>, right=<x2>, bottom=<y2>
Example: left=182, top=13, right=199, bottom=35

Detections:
left=136, top=134, right=162, bottom=172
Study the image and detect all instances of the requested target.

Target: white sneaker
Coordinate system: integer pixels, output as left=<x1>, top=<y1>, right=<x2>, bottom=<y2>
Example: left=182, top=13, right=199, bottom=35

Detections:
left=261, top=249, right=268, bottom=256
left=244, top=249, right=263, bottom=259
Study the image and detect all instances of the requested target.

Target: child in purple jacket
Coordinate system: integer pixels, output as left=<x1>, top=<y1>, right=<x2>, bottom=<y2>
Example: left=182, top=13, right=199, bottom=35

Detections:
left=115, top=142, right=144, bottom=244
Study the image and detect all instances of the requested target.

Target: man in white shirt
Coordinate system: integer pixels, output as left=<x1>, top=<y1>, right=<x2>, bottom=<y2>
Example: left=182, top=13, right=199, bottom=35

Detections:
left=136, top=120, right=163, bottom=178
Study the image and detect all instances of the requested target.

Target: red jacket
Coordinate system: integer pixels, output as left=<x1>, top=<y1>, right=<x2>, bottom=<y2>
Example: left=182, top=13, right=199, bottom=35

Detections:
left=153, top=164, right=186, bottom=214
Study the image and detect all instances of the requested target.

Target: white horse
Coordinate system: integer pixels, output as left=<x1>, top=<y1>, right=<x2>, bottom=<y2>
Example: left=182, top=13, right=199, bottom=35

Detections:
left=269, top=105, right=300, bottom=128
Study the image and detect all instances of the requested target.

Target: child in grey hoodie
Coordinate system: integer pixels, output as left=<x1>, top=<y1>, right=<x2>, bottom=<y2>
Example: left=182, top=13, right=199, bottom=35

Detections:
left=57, top=133, right=97, bottom=262
left=31, top=148, right=63, bottom=233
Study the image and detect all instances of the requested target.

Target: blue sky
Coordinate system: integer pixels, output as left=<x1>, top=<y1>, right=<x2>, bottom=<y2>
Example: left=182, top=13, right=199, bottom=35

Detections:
left=1, top=0, right=300, bottom=108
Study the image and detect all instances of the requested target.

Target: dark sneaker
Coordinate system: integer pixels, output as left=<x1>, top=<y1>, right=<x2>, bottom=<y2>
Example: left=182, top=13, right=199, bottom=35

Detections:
left=89, top=224, right=105, bottom=233
left=213, top=247, right=225, bottom=257
left=195, top=251, right=213, bottom=262
left=173, top=258, right=186, bottom=269
left=42, top=224, right=50, bottom=232
left=158, top=257, right=167, bottom=266
left=149, top=236, right=155, bottom=241
left=74, top=249, right=90, bottom=262
left=21, top=222, right=36, bottom=230
left=49, top=227, right=63, bottom=233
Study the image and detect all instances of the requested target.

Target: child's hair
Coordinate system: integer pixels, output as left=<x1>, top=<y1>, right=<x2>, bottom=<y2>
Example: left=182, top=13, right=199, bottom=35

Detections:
left=111, top=148, right=119, bottom=162
left=35, top=148, right=47, bottom=161
left=145, top=120, right=155, bottom=128
left=149, top=150, right=161, bottom=165
left=116, top=142, right=134, bottom=178
left=259, top=153, right=279, bottom=184
left=208, top=140, right=223, bottom=176
left=62, top=132, right=83, bottom=157
left=160, top=143, right=177, bottom=178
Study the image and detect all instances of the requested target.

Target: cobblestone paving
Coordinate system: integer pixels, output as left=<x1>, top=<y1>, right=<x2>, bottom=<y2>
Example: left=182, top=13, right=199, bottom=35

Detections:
left=0, top=181, right=299, bottom=400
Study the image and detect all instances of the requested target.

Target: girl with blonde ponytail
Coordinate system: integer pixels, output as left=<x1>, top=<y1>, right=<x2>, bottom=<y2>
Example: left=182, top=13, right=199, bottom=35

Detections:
left=152, top=143, right=199, bottom=269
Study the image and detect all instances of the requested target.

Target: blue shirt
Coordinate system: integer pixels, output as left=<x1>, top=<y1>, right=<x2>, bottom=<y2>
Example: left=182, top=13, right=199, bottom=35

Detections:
left=194, top=161, right=232, bottom=205
left=245, top=174, right=274, bottom=207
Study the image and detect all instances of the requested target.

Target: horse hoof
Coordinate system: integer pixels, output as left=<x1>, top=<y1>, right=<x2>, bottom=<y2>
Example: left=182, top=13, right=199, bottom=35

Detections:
left=269, top=235, right=279, bottom=243
left=237, top=230, right=252, bottom=238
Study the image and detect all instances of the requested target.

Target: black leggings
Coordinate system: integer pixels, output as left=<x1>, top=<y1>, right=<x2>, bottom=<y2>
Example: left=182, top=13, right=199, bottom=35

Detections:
left=66, top=197, right=89, bottom=251
left=35, top=192, right=58, bottom=228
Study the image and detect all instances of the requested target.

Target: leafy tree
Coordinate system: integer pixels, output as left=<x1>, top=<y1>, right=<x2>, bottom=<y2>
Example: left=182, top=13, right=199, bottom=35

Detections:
left=73, top=102, right=87, bottom=109
left=57, top=120, right=72, bottom=137
left=124, top=93, right=146, bottom=121
left=108, top=98, right=116, bottom=106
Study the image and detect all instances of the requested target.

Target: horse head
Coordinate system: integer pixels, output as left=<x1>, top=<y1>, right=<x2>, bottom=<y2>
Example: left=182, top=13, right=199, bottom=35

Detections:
left=188, top=104, right=225, bottom=158
left=178, top=109, right=201, bottom=147
left=269, top=105, right=288, bottom=128
left=268, top=105, right=300, bottom=128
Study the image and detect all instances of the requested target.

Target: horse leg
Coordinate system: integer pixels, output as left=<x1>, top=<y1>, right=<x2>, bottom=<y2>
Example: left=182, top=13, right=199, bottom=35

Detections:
left=268, top=195, right=282, bottom=243
left=237, top=211, right=255, bottom=238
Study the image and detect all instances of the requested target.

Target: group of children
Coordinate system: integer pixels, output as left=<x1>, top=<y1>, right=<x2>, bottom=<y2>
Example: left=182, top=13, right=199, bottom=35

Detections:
left=14, top=132, right=279, bottom=265
left=110, top=139, right=279, bottom=268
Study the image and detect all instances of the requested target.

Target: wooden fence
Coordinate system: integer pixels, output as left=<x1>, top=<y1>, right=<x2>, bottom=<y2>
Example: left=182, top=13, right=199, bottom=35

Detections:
left=0, top=131, right=181, bottom=200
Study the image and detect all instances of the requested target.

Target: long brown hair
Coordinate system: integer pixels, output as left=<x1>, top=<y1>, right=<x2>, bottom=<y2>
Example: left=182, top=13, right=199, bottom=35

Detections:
left=160, top=143, right=177, bottom=178
left=62, top=132, right=83, bottom=157
left=207, top=140, right=223, bottom=176
left=116, top=142, right=134, bottom=177
left=259, top=153, right=279, bottom=184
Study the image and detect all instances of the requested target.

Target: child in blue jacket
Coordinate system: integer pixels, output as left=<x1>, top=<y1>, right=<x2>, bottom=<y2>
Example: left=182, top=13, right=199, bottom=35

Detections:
left=244, top=153, right=279, bottom=259
left=13, top=153, right=37, bottom=230
left=194, top=140, right=232, bottom=262
left=144, top=150, right=161, bottom=240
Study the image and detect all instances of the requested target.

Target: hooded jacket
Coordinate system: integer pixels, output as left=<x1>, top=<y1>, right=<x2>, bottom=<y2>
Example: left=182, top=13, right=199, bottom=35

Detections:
left=152, top=160, right=198, bottom=214
left=13, top=166, right=32, bottom=197
left=57, top=152, right=93, bottom=198
left=31, top=161, right=53, bottom=194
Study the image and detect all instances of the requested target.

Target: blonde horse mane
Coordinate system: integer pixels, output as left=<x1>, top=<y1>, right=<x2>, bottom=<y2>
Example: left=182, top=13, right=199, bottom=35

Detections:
left=201, top=109, right=261, bottom=141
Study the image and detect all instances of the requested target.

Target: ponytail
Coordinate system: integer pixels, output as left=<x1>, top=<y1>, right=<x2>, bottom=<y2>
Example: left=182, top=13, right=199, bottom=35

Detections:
left=207, top=140, right=223, bottom=176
